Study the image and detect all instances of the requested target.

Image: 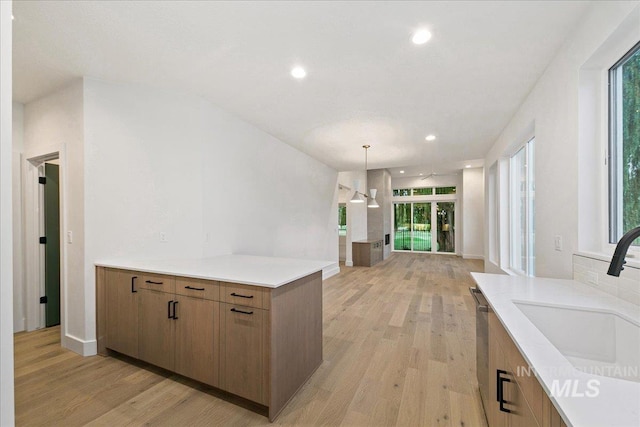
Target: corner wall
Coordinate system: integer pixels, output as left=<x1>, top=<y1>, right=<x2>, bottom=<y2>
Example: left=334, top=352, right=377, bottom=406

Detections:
left=81, top=78, right=339, bottom=350
left=462, top=167, right=484, bottom=259
left=23, top=80, right=86, bottom=352
left=12, top=102, right=24, bottom=332
left=338, top=171, right=367, bottom=266
left=367, top=169, right=392, bottom=259
left=0, top=0, right=15, bottom=423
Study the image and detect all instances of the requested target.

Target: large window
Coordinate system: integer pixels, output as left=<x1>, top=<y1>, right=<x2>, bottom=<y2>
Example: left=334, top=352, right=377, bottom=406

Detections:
left=510, top=138, right=535, bottom=276
left=609, top=42, right=640, bottom=247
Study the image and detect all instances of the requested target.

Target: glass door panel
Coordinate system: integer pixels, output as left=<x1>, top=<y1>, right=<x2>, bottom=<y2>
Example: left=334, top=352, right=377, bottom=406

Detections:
left=412, top=203, right=431, bottom=252
left=394, top=203, right=412, bottom=250
left=436, top=202, right=455, bottom=253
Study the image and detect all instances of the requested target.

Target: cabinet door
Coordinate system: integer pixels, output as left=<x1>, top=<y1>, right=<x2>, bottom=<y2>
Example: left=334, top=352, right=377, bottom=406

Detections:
left=138, top=289, right=175, bottom=371
left=174, top=296, right=219, bottom=387
left=488, top=332, right=509, bottom=427
left=105, top=269, right=139, bottom=358
left=506, top=377, right=539, bottom=427
left=220, top=303, right=266, bottom=404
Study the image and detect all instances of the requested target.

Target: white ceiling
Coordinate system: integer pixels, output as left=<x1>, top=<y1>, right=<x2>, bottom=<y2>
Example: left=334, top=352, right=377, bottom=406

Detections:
left=12, top=0, right=590, bottom=177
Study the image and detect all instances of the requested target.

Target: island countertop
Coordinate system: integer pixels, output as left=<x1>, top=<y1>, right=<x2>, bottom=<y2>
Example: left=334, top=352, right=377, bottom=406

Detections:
left=95, top=254, right=333, bottom=288
left=471, top=272, right=640, bottom=427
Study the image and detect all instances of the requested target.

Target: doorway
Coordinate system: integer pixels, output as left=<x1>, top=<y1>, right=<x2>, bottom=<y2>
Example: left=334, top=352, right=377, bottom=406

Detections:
left=24, top=149, right=66, bottom=334
left=393, top=202, right=456, bottom=253
left=42, top=162, right=61, bottom=327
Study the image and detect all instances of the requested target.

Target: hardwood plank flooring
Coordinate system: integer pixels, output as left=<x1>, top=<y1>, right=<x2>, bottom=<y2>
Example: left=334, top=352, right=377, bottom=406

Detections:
left=15, top=253, right=487, bottom=426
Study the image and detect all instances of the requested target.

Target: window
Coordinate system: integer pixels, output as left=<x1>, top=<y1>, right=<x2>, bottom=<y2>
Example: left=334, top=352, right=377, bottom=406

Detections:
left=435, top=186, right=456, bottom=195
left=338, top=204, right=347, bottom=236
left=412, top=187, right=433, bottom=196
left=510, top=138, right=535, bottom=276
left=393, top=188, right=411, bottom=196
left=392, top=186, right=456, bottom=196
left=609, top=42, right=640, bottom=247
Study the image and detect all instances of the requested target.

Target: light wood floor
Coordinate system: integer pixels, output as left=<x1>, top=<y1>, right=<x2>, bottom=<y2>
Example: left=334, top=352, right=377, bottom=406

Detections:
left=15, top=253, right=488, bottom=426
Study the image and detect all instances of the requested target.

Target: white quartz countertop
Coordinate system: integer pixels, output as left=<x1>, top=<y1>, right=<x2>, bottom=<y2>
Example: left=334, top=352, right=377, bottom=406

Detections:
left=95, top=254, right=333, bottom=288
left=471, top=273, right=640, bottom=427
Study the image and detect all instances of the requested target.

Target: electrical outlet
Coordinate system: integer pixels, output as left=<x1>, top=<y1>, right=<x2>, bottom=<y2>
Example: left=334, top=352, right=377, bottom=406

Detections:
left=159, top=232, right=168, bottom=243
left=554, top=235, right=563, bottom=251
left=67, top=231, right=73, bottom=244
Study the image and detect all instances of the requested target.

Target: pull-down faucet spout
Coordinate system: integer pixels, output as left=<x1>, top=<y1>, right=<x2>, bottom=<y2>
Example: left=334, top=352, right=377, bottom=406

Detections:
left=607, top=226, right=640, bottom=277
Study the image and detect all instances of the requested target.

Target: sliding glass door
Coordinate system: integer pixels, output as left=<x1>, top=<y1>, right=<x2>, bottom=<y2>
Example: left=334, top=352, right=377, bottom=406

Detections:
left=412, top=203, right=431, bottom=252
left=394, top=203, right=412, bottom=251
left=394, top=202, right=455, bottom=253
left=436, top=202, right=455, bottom=253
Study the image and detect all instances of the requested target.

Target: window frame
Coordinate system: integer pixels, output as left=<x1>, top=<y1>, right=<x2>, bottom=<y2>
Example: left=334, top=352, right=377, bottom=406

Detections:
left=509, top=138, right=535, bottom=276
left=608, top=40, right=640, bottom=247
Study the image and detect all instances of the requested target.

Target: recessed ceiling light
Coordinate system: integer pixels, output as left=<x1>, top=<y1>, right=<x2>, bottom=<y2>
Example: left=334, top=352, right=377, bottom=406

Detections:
left=400, top=170, right=405, bottom=174
left=419, top=173, right=423, bottom=176
left=465, top=164, right=471, bottom=168
left=291, top=66, right=306, bottom=79
left=412, top=29, right=432, bottom=45
left=11, top=14, right=15, bottom=20
left=425, top=134, right=436, bottom=141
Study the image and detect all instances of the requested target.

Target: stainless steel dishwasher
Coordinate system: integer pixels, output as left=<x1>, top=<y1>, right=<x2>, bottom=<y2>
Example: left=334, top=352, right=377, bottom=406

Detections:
left=470, top=287, right=489, bottom=414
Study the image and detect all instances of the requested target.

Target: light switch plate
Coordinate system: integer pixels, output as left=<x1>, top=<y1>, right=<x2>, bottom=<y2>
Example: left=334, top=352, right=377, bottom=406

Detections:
left=554, top=235, right=563, bottom=251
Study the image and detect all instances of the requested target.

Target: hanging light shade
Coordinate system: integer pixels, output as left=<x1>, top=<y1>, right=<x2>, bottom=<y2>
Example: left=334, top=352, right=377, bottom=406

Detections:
left=350, top=146, right=378, bottom=207
left=368, top=188, right=379, bottom=208
left=350, top=179, right=364, bottom=203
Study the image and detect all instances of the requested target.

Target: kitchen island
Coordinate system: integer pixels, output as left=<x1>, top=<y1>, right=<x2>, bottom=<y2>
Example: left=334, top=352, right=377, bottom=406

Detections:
left=95, top=254, right=332, bottom=421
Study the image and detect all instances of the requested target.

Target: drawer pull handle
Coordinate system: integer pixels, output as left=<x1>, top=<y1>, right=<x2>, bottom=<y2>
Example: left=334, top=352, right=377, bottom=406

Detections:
left=230, top=292, right=253, bottom=299
left=146, top=280, right=163, bottom=285
left=185, top=286, right=205, bottom=291
left=168, top=300, right=174, bottom=319
left=131, top=276, right=138, bottom=293
left=230, top=308, right=253, bottom=315
left=497, top=369, right=512, bottom=413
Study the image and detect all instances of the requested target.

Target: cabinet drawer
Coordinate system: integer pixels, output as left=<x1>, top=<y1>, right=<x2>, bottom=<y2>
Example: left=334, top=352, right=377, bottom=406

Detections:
left=139, top=273, right=175, bottom=293
left=222, top=283, right=268, bottom=309
left=175, top=277, right=219, bottom=301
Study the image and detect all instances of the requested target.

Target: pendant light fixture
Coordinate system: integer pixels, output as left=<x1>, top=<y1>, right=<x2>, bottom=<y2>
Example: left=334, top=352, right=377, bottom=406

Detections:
left=350, top=145, right=379, bottom=208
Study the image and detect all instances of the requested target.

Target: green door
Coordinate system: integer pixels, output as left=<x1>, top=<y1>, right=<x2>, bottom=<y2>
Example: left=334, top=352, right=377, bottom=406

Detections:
left=44, top=163, right=61, bottom=327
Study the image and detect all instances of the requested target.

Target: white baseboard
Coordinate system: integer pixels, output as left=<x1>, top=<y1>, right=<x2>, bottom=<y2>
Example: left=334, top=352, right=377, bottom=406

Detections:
left=462, top=254, right=485, bottom=260
left=63, top=333, right=97, bottom=356
left=345, top=261, right=353, bottom=267
left=322, top=263, right=340, bottom=280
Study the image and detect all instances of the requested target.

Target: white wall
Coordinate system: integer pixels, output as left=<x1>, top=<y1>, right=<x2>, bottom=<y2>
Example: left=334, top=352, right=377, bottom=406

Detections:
left=0, top=0, right=15, bottom=423
left=199, top=101, right=339, bottom=263
left=81, top=78, right=338, bottom=349
left=462, top=167, right=484, bottom=259
left=338, top=171, right=368, bottom=266
left=12, top=102, right=24, bottom=332
left=483, top=2, right=638, bottom=278
left=23, top=80, right=86, bottom=353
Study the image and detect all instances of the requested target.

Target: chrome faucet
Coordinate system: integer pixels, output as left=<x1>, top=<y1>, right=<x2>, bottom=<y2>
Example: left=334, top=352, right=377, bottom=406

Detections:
left=607, top=226, right=640, bottom=277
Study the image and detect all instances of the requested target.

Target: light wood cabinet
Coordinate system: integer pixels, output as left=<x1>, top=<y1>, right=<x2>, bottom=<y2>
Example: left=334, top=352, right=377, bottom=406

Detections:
left=97, top=266, right=323, bottom=421
left=175, top=296, right=219, bottom=387
left=352, top=240, right=383, bottom=267
left=104, top=269, right=140, bottom=358
left=220, top=303, right=267, bottom=404
left=138, top=288, right=175, bottom=371
left=487, top=310, right=566, bottom=427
